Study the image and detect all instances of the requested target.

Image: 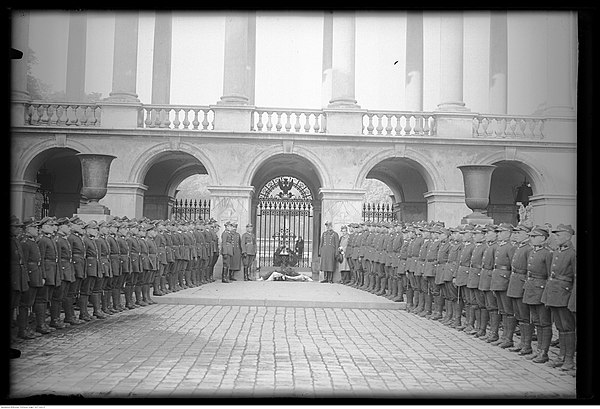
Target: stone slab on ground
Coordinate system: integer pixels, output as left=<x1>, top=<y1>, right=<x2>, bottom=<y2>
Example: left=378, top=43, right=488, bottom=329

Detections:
left=155, top=281, right=404, bottom=309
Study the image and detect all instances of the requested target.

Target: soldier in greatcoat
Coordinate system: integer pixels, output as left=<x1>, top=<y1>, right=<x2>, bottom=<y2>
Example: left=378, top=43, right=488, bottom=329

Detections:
left=420, top=226, right=441, bottom=317
left=106, top=220, right=124, bottom=311
left=319, top=221, right=339, bottom=283
left=430, top=227, right=450, bottom=320
left=229, top=222, right=242, bottom=281
left=542, top=224, right=576, bottom=371
left=51, top=217, right=75, bottom=328
left=453, top=224, right=474, bottom=329
left=241, top=223, right=257, bottom=281
left=97, top=221, right=113, bottom=316
left=144, top=223, right=159, bottom=303
left=478, top=225, right=499, bottom=341
left=137, top=224, right=153, bottom=304
left=154, top=222, right=169, bottom=295
left=37, top=217, right=60, bottom=333
left=16, top=218, right=38, bottom=339
left=67, top=218, right=87, bottom=322
left=441, top=226, right=462, bottom=326
left=464, top=225, right=486, bottom=334
left=523, top=226, right=553, bottom=364
left=221, top=221, right=234, bottom=283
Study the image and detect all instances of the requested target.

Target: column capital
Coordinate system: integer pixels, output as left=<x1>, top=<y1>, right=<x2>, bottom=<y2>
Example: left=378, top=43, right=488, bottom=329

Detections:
left=319, top=188, right=366, bottom=201
left=207, top=185, right=255, bottom=197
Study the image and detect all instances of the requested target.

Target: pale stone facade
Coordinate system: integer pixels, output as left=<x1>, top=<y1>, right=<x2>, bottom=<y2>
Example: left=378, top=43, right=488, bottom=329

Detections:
left=11, top=10, right=577, bottom=266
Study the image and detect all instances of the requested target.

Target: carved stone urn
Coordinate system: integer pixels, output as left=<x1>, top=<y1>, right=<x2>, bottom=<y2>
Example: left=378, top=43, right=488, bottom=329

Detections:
left=76, top=153, right=116, bottom=215
left=457, top=164, right=496, bottom=224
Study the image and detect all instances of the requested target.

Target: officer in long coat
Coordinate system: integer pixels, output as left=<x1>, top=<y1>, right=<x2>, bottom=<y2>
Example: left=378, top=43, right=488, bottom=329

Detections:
left=230, top=222, right=242, bottom=281
left=67, top=218, right=87, bottom=322
left=319, top=221, right=339, bottom=283
left=221, top=221, right=234, bottom=283
left=542, top=224, right=576, bottom=371
left=523, top=226, right=553, bottom=364
left=478, top=225, right=499, bottom=341
left=241, top=223, right=257, bottom=281
left=16, top=218, right=38, bottom=339
left=431, top=228, right=451, bottom=320
left=106, top=221, right=124, bottom=311
left=465, top=225, right=486, bottom=334
left=441, top=226, right=462, bottom=326
left=37, top=217, right=60, bottom=333
left=52, top=217, right=75, bottom=328
left=454, top=225, right=475, bottom=329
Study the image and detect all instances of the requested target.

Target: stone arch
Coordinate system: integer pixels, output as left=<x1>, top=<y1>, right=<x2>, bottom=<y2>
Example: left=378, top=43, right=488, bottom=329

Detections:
left=128, top=141, right=220, bottom=186
left=15, top=138, right=92, bottom=181
left=242, top=144, right=332, bottom=189
left=473, top=151, right=549, bottom=194
left=353, top=148, right=442, bottom=192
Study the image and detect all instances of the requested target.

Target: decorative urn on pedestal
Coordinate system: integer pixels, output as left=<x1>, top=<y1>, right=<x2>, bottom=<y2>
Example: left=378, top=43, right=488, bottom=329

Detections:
left=75, top=153, right=116, bottom=216
left=457, top=164, right=496, bottom=225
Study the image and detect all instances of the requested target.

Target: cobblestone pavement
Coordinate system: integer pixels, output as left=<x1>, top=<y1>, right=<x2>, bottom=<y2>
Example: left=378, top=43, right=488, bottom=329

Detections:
left=9, top=302, right=575, bottom=399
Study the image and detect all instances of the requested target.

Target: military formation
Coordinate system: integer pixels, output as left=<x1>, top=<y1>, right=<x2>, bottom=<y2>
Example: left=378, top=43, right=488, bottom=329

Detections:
left=338, top=219, right=576, bottom=372
left=9, top=214, right=234, bottom=341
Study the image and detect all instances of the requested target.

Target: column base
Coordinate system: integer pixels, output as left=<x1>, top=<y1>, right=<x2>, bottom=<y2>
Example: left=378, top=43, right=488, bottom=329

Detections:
left=436, top=102, right=470, bottom=112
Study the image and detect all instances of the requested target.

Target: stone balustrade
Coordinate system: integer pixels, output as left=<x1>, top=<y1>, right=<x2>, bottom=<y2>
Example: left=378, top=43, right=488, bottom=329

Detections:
left=25, top=102, right=101, bottom=127
left=362, top=111, right=437, bottom=136
left=251, top=108, right=327, bottom=134
left=472, top=114, right=545, bottom=139
left=138, top=105, right=215, bottom=130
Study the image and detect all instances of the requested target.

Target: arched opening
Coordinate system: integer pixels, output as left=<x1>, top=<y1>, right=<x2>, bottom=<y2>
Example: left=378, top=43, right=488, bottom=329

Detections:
left=23, top=147, right=83, bottom=219
left=365, top=157, right=429, bottom=222
left=488, top=160, right=537, bottom=225
left=249, top=154, right=323, bottom=272
left=141, top=151, right=210, bottom=220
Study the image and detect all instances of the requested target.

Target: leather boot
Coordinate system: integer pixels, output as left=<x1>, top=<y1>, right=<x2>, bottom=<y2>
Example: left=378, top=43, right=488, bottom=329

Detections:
left=462, top=305, right=474, bottom=332
left=376, top=276, right=386, bottom=295
left=468, top=307, right=480, bottom=335
left=527, top=326, right=543, bottom=360
left=135, top=286, right=148, bottom=306
left=63, top=297, right=81, bottom=325
left=160, top=276, right=169, bottom=293
left=499, top=315, right=517, bottom=348
left=92, top=294, right=107, bottom=319
left=144, top=284, right=156, bottom=305
left=560, top=331, right=576, bottom=371
left=49, top=300, right=66, bottom=329
left=393, top=279, right=404, bottom=302
left=419, top=294, right=432, bottom=317
left=518, top=323, right=534, bottom=355
left=124, top=286, right=135, bottom=309
left=547, top=332, right=566, bottom=367
left=386, top=278, right=396, bottom=299
left=491, top=315, right=507, bottom=345
left=78, top=295, right=92, bottom=321
left=222, top=267, right=230, bottom=283
left=441, top=300, right=452, bottom=324
left=112, top=288, right=123, bottom=312
left=453, top=299, right=464, bottom=329
left=34, top=303, right=51, bottom=334
left=101, top=292, right=113, bottom=315
left=485, top=310, right=500, bottom=342
left=475, top=309, right=489, bottom=338
left=184, top=269, right=192, bottom=288
left=153, top=277, right=163, bottom=296
left=532, top=326, right=552, bottom=363
left=17, top=307, right=36, bottom=339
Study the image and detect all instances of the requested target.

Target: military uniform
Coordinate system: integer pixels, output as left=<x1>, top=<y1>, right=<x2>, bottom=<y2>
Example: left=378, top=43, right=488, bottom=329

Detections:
left=241, top=224, right=257, bottom=281
left=67, top=223, right=87, bottom=321
left=465, top=229, right=486, bottom=334
left=319, top=223, right=339, bottom=283
left=221, top=223, right=234, bottom=283
left=541, top=224, right=576, bottom=370
left=96, top=230, right=113, bottom=315
left=454, top=226, right=475, bottom=329
left=52, top=218, right=75, bottom=328
left=441, top=229, right=462, bottom=326
left=230, top=223, right=242, bottom=280
left=16, top=220, right=39, bottom=339
left=430, top=229, right=450, bottom=320
left=407, top=230, right=424, bottom=311
left=106, top=227, right=124, bottom=310
left=413, top=230, right=431, bottom=314
left=420, top=230, right=440, bottom=317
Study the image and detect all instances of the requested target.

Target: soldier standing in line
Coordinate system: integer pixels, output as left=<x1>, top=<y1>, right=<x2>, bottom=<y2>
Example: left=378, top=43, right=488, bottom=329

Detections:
left=393, top=224, right=410, bottom=303
left=80, top=221, right=101, bottom=319
left=464, top=225, right=486, bottom=334
left=319, top=221, right=339, bottom=284
left=344, top=224, right=356, bottom=286
left=413, top=225, right=430, bottom=313
left=229, top=222, right=242, bottom=282
left=441, top=226, right=463, bottom=326
left=162, top=222, right=175, bottom=293
left=192, top=221, right=207, bottom=285
left=352, top=223, right=368, bottom=288
left=117, top=222, right=135, bottom=309
left=490, top=223, right=517, bottom=348
left=202, top=221, right=214, bottom=284
left=360, top=223, right=375, bottom=291
left=506, top=223, right=534, bottom=355
left=407, top=224, right=424, bottom=312
left=523, top=226, right=553, bottom=363
left=106, top=220, right=124, bottom=310
left=542, top=224, right=576, bottom=371
left=181, top=223, right=194, bottom=288
left=67, top=218, right=87, bottom=322
left=145, top=223, right=159, bottom=304
left=388, top=223, right=404, bottom=301
left=337, top=225, right=350, bottom=285
left=420, top=226, right=440, bottom=317
left=51, top=217, right=75, bottom=328
left=404, top=226, right=418, bottom=311
left=241, top=223, right=257, bottom=281
left=97, top=221, right=114, bottom=316
left=127, top=222, right=145, bottom=306
left=478, top=225, right=499, bottom=341
left=453, top=224, right=475, bottom=329
left=221, top=221, right=234, bottom=283
left=372, top=223, right=387, bottom=294
left=430, top=227, right=451, bottom=320
left=16, top=218, right=39, bottom=339
left=379, top=223, right=395, bottom=296
left=169, top=222, right=183, bottom=291
left=37, top=217, right=60, bottom=333
left=138, top=224, right=155, bottom=304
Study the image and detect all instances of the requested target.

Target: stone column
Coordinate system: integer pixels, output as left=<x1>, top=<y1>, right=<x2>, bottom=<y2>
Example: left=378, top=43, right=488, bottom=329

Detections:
left=457, top=165, right=496, bottom=224
left=99, top=182, right=148, bottom=219
left=528, top=193, right=576, bottom=236
left=321, top=11, right=333, bottom=108
left=405, top=11, right=424, bottom=111
left=319, top=188, right=365, bottom=282
left=11, top=10, right=30, bottom=126
left=328, top=11, right=359, bottom=109
left=66, top=11, right=87, bottom=102
left=544, top=11, right=577, bottom=117
left=489, top=11, right=508, bottom=114
left=437, top=13, right=469, bottom=111
left=151, top=11, right=172, bottom=105
left=10, top=180, right=39, bottom=222
left=424, top=191, right=470, bottom=227
left=107, top=12, right=140, bottom=102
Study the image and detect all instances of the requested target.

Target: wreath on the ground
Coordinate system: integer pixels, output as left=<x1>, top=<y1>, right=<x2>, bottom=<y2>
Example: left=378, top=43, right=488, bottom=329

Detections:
left=273, top=245, right=299, bottom=267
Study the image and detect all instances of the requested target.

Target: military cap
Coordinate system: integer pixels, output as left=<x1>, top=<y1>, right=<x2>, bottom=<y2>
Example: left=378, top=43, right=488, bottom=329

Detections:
left=495, top=223, right=514, bottom=232
left=223, top=221, right=231, bottom=227
left=439, top=227, right=450, bottom=235
left=246, top=223, right=253, bottom=228
left=84, top=220, right=98, bottom=229
left=324, top=220, right=333, bottom=226
left=552, top=224, right=575, bottom=235
left=461, top=224, right=474, bottom=232
left=232, top=221, right=238, bottom=226
left=39, top=216, right=58, bottom=225
left=528, top=225, right=549, bottom=238
left=144, top=224, right=155, bottom=231
left=98, top=220, right=109, bottom=227
left=68, top=216, right=83, bottom=225
left=23, top=218, right=40, bottom=228
left=513, top=223, right=531, bottom=233
left=56, top=217, right=70, bottom=225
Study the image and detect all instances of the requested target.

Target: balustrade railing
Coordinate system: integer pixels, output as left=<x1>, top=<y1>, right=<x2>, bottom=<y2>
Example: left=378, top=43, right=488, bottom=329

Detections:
left=362, top=111, right=436, bottom=136
left=472, top=115, right=545, bottom=139
left=25, top=102, right=101, bottom=127
left=138, top=105, right=215, bottom=130
left=251, top=108, right=326, bottom=134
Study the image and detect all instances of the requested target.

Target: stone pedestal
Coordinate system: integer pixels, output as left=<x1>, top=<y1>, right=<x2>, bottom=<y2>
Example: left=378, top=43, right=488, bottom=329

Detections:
left=100, top=182, right=147, bottom=219
left=424, top=191, right=470, bottom=227
left=211, top=105, right=254, bottom=132
left=323, top=109, right=366, bottom=135
left=10, top=180, right=39, bottom=222
left=72, top=213, right=112, bottom=224
left=98, top=102, right=143, bottom=129
left=76, top=153, right=117, bottom=221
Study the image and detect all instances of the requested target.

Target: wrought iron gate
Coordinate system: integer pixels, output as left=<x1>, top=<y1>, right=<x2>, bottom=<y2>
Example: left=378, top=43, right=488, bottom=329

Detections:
left=171, top=199, right=211, bottom=221
left=256, top=177, right=313, bottom=268
left=362, top=202, right=396, bottom=223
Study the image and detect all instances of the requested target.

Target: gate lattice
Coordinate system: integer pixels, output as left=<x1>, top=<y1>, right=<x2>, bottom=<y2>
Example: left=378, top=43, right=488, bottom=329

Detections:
left=256, top=177, right=313, bottom=269
left=171, top=199, right=211, bottom=221
left=362, top=202, right=396, bottom=223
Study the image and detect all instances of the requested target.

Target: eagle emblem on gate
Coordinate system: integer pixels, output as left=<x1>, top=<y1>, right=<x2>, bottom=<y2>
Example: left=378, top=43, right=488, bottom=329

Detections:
left=277, top=177, right=295, bottom=199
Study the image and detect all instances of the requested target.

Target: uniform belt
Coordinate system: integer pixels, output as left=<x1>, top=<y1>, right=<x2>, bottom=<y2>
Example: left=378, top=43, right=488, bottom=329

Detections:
left=426, top=259, right=436, bottom=262
left=549, top=275, right=572, bottom=283
left=512, top=269, right=526, bottom=275
left=527, top=272, right=547, bottom=279
left=460, top=263, right=470, bottom=268
left=400, top=257, right=407, bottom=261
left=28, top=261, right=41, bottom=265
left=495, top=265, right=511, bottom=271
left=471, top=264, right=482, bottom=269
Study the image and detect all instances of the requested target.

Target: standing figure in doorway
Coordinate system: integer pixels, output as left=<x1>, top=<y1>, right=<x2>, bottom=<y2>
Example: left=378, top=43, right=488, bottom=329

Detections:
left=319, top=221, right=339, bottom=283
left=241, top=223, right=257, bottom=281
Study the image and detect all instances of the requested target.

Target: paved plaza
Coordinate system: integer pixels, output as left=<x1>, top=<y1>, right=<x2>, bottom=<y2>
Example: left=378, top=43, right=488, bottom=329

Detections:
left=8, top=282, right=575, bottom=400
